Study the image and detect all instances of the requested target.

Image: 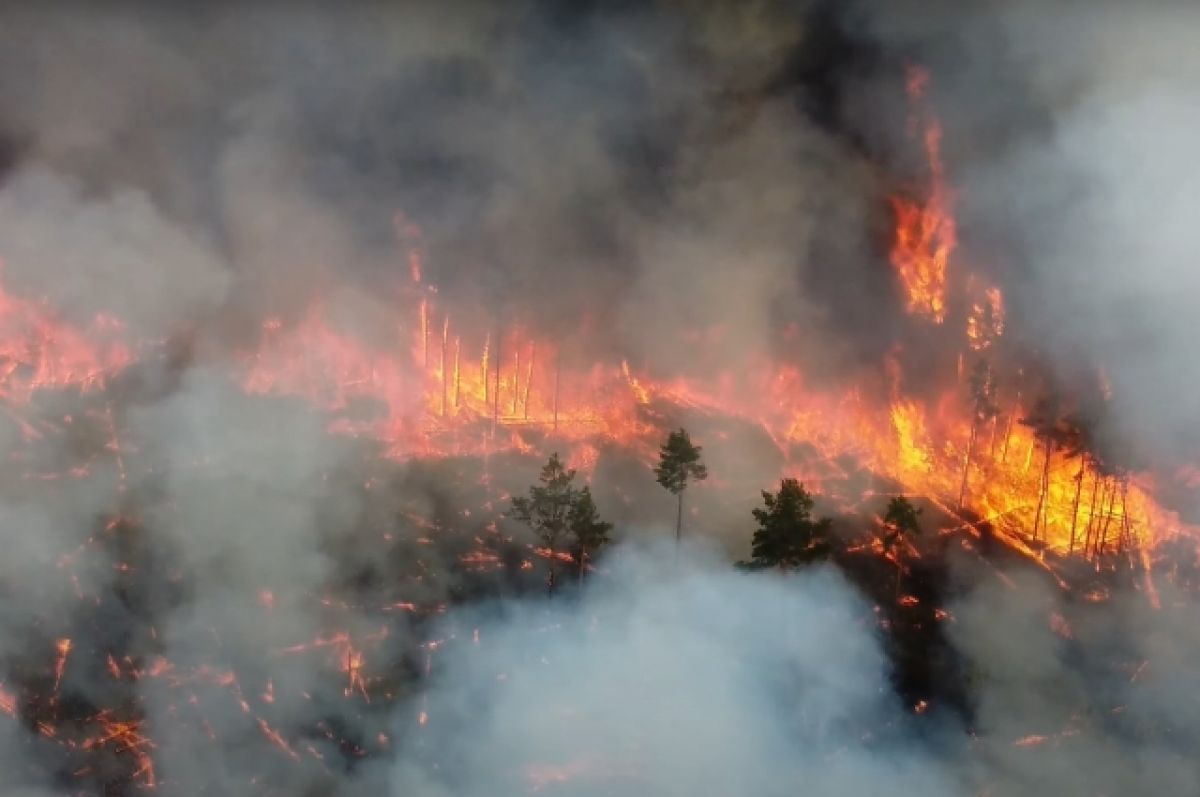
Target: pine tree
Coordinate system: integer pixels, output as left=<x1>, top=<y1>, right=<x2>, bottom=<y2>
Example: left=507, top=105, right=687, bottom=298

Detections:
left=654, top=428, right=708, bottom=544
left=569, top=486, right=612, bottom=585
left=880, top=496, right=922, bottom=598
left=746, top=479, right=833, bottom=570
left=510, top=453, right=578, bottom=596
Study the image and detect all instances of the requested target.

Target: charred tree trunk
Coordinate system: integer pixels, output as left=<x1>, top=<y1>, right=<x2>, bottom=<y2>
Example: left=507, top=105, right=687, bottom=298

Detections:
left=1032, top=440, right=1053, bottom=544
left=440, top=316, right=449, bottom=417
left=1097, top=478, right=1118, bottom=557
left=553, top=359, right=560, bottom=431
left=958, top=420, right=978, bottom=509
left=524, top=345, right=534, bottom=420
left=1083, top=471, right=1102, bottom=558
left=483, top=333, right=490, bottom=406
left=511, top=348, right=520, bottom=416
left=1068, top=458, right=1086, bottom=555
left=1001, top=391, right=1022, bottom=464
left=421, top=300, right=429, bottom=368
left=1117, top=478, right=1131, bottom=555
left=453, top=337, right=461, bottom=409
left=492, top=330, right=502, bottom=435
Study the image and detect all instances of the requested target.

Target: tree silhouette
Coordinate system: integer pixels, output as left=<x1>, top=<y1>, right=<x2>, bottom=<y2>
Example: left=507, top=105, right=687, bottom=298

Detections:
left=509, top=453, right=577, bottom=596
left=569, top=486, right=612, bottom=585
left=959, top=359, right=999, bottom=509
left=654, top=428, right=708, bottom=544
left=746, top=479, right=833, bottom=570
left=880, top=496, right=922, bottom=598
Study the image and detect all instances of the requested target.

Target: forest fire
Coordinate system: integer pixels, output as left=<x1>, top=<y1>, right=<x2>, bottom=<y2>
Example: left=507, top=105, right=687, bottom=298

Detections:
left=0, top=4, right=1197, bottom=789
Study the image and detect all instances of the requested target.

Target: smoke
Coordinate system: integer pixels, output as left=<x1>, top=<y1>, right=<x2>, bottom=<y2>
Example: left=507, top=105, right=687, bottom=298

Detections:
left=0, top=1, right=1195, bottom=795
left=392, top=542, right=957, bottom=797
left=942, top=562, right=1200, bottom=795
left=0, top=165, right=228, bottom=335
left=858, top=2, right=1200, bottom=490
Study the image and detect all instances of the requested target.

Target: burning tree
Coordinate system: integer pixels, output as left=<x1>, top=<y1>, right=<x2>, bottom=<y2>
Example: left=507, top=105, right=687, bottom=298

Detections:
left=654, top=428, right=708, bottom=544
left=744, top=479, right=833, bottom=570
left=1058, top=410, right=1096, bottom=556
left=1020, top=393, right=1068, bottom=545
left=880, top=496, right=923, bottom=598
left=510, top=453, right=579, bottom=596
left=958, top=358, right=999, bottom=509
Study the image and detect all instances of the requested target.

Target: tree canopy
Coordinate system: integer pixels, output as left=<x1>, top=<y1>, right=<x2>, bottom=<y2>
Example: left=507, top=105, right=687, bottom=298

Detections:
left=569, top=485, right=612, bottom=581
left=881, top=496, right=922, bottom=553
left=746, top=479, right=833, bottom=570
left=509, top=452, right=577, bottom=551
left=510, top=453, right=613, bottom=592
left=654, top=428, right=708, bottom=494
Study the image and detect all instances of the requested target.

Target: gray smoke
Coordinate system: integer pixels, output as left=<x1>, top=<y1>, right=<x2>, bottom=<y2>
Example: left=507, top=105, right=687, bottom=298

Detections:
left=0, top=2, right=1195, bottom=795
left=392, top=542, right=958, bottom=797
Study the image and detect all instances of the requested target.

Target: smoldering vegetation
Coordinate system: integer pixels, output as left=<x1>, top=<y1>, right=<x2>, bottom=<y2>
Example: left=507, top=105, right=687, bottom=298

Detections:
left=0, top=1, right=1195, bottom=795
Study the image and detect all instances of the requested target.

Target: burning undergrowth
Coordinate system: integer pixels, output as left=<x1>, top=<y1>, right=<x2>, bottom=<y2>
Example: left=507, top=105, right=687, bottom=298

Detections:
left=0, top=1, right=1197, bottom=795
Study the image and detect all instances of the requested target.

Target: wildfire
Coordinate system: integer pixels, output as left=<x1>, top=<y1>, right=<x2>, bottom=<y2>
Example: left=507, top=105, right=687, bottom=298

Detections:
left=889, top=65, right=956, bottom=324
left=0, top=62, right=1194, bottom=793
left=0, top=262, right=132, bottom=407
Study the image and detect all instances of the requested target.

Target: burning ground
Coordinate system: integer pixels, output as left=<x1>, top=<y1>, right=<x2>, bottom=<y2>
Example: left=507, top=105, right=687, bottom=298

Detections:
left=0, top=2, right=1197, bottom=795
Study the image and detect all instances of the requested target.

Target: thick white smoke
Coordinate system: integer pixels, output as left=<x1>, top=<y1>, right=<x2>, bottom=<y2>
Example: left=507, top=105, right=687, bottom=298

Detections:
left=392, top=542, right=957, bottom=797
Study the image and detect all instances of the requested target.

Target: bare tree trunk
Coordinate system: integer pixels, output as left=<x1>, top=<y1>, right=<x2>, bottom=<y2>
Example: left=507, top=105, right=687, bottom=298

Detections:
left=421, top=299, right=429, bottom=368
left=958, top=420, right=978, bottom=509
left=578, top=548, right=586, bottom=586
left=1001, top=391, right=1022, bottom=464
left=676, top=490, right=684, bottom=545
left=440, top=316, right=449, bottom=417
left=512, top=347, right=520, bottom=416
left=524, top=345, right=534, bottom=420
left=1097, top=478, right=1118, bottom=557
left=1117, top=478, right=1131, bottom=555
left=453, top=337, right=461, bottom=409
left=482, top=333, right=490, bottom=406
left=1032, top=440, right=1052, bottom=544
left=1068, top=458, right=1085, bottom=554
left=553, top=359, right=560, bottom=431
left=1083, top=471, right=1101, bottom=558
left=492, top=329, right=502, bottom=435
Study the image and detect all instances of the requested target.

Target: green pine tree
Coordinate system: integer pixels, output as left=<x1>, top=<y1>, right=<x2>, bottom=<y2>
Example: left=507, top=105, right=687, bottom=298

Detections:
left=746, top=479, right=833, bottom=570
left=510, top=453, right=577, bottom=596
left=569, top=486, right=612, bottom=585
left=654, top=428, right=708, bottom=544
